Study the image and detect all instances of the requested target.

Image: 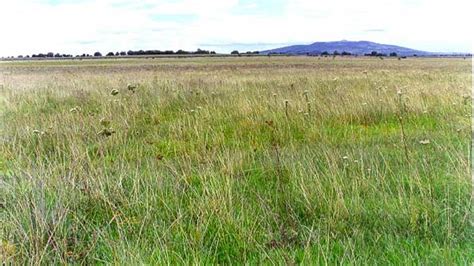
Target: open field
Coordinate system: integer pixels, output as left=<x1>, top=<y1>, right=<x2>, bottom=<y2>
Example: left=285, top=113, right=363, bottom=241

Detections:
left=0, top=57, right=472, bottom=264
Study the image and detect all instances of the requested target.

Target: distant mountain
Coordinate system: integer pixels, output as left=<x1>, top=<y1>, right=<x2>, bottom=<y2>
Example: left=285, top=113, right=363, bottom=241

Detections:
left=260, top=40, right=433, bottom=56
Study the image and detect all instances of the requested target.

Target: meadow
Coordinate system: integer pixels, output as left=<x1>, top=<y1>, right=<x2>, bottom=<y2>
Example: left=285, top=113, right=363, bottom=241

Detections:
left=0, top=56, right=472, bottom=264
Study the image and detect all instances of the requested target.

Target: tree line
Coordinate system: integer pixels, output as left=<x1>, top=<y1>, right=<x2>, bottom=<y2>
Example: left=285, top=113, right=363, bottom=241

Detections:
left=15, top=48, right=218, bottom=59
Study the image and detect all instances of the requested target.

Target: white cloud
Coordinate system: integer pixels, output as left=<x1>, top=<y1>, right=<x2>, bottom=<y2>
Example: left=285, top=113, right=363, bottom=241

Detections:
left=0, top=0, right=471, bottom=56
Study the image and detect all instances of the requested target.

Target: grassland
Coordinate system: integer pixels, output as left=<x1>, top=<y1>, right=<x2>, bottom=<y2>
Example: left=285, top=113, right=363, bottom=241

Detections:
left=0, top=57, right=472, bottom=264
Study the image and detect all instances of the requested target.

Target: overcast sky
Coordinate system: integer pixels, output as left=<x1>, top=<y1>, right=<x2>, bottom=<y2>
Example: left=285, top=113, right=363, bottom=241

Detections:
left=0, top=0, right=472, bottom=56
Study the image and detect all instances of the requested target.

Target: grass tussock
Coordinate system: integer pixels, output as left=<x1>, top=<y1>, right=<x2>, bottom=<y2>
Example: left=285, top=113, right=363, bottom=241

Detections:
left=0, top=57, right=472, bottom=264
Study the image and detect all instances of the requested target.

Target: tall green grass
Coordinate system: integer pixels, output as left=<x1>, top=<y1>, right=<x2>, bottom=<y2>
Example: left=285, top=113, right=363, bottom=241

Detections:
left=1, top=57, right=472, bottom=264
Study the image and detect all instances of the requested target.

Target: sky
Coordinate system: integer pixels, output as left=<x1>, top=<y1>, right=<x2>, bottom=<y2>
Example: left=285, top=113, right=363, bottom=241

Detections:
left=0, top=0, right=472, bottom=56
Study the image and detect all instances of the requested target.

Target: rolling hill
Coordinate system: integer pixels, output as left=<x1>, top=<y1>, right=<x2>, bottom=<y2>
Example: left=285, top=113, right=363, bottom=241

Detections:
left=260, top=40, right=432, bottom=56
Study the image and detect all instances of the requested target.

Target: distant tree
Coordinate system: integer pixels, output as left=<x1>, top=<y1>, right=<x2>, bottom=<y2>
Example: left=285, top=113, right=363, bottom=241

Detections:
left=341, top=51, right=352, bottom=56
left=46, top=52, right=54, bottom=57
left=115, top=52, right=120, bottom=56
left=120, top=51, right=127, bottom=56
left=364, top=51, right=387, bottom=57
left=94, top=52, right=102, bottom=57
left=194, top=48, right=210, bottom=54
left=389, top=52, right=397, bottom=57
left=333, top=50, right=340, bottom=56
left=231, top=50, right=239, bottom=55
left=106, top=52, right=115, bottom=56
left=321, top=51, right=329, bottom=56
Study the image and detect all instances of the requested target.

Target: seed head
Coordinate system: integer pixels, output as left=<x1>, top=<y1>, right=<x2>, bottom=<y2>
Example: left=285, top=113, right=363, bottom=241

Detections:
left=69, top=106, right=81, bottom=113
left=265, top=120, right=274, bottom=127
left=111, top=89, right=119, bottom=96
left=419, top=139, right=430, bottom=145
left=97, top=128, right=115, bottom=137
left=127, top=84, right=137, bottom=93
left=100, top=118, right=111, bottom=127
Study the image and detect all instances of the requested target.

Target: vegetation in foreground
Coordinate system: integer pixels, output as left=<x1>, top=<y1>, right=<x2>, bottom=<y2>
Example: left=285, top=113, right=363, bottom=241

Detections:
left=0, top=57, right=472, bottom=264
